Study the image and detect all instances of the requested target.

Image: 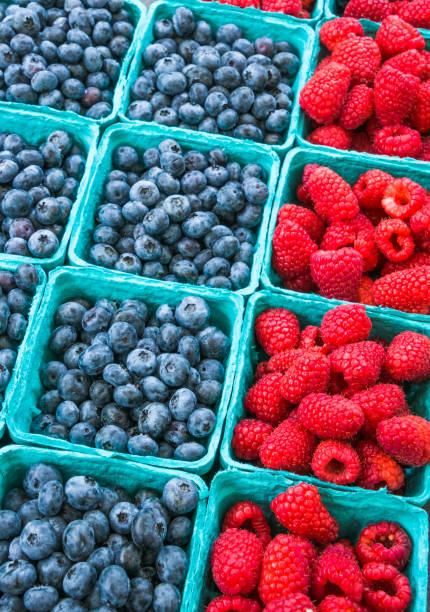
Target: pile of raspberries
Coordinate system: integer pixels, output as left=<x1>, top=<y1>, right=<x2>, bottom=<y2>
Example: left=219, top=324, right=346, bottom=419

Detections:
left=232, top=304, right=430, bottom=492
left=271, top=163, right=430, bottom=314
left=202, top=0, right=315, bottom=20
left=207, top=484, right=413, bottom=611
left=338, top=0, right=430, bottom=29
left=300, top=16, right=430, bottom=161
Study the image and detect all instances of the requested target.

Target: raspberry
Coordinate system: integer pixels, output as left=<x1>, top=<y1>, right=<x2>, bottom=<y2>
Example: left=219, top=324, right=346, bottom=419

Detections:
left=263, top=594, right=316, bottom=611
left=310, top=248, right=363, bottom=302
left=277, top=534, right=318, bottom=566
left=319, top=18, right=364, bottom=52
left=356, top=522, right=412, bottom=570
left=284, top=272, right=318, bottom=294
left=381, top=177, right=427, bottom=220
left=374, top=219, right=415, bottom=262
left=258, top=534, right=311, bottom=604
left=259, top=418, right=317, bottom=473
left=254, top=361, right=270, bottom=381
left=351, top=384, right=408, bottom=437
left=277, top=204, right=325, bottom=244
left=410, top=204, right=430, bottom=236
left=267, top=349, right=307, bottom=373
left=330, top=341, right=386, bottom=394
left=211, top=528, right=263, bottom=596
left=297, top=393, right=364, bottom=439
left=376, top=15, right=425, bottom=57
left=222, top=501, right=271, bottom=549
left=206, top=596, right=261, bottom=612
left=298, top=8, right=312, bottom=18
left=321, top=304, right=372, bottom=347
left=381, top=252, right=430, bottom=276
left=372, top=266, right=430, bottom=313
left=308, top=167, right=359, bottom=223
left=255, top=308, right=300, bottom=356
left=299, top=326, right=328, bottom=353
left=244, top=373, right=291, bottom=426
left=374, top=66, right=420, bottom=127
left=344, top=0, right=391, bottom=21
left=358, top=275, right=375, bottom=306
left=339, top=85, right=374, bottom=131
left=209, top=0, right=259, bottom=5
left=312, top=440, right=360, bottom=485
left=351, top=131, right=373, bottom=153
left=410, top=82, right=430, bottom=135
left=271, top=483, right=338, bottom=545
left=353, top=169, right=394, bottom=210
left=232, top=419, right=274, bottom=461
left=384, top=49, right=427, bottom=79
left=362, top=563, right=411, bottom=612
left=299, top=62, right=351, bottom=125
left=321, top=215, right=378, bottom=272
left=356, top=440, right=405, bottom=492
left=373, top=125, right=422, bottom=159
left=307, top=125, right=352, bottom=150
left=280, top=352, right=331, bottom=403
left=386, top=330, right=430, bottom=382
left=318, top=596, right=369, bottom=611
left=297, top=164, right=321, bottom=205
left=419, top=136, right=430, bottom=162
left=377, top=415, right=430, bottom=466
left=311, top=544, right=363, bottom=603
left=397, top=0, right=430, bottom=30
left=260, top=0, right=302, bottom=15
left=331, top=36, right=381, bottom=85
left=272, top=220, right=318, bottom=281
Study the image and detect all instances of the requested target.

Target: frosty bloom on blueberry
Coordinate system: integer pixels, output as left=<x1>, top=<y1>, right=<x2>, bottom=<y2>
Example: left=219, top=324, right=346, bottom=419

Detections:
left=88, top=137, right=270, bottom=291
left=0, top=462, right=198, bottom=610
left=126, top=6, right=299, bottom=146
left=31, top=294, right=230, bottom=462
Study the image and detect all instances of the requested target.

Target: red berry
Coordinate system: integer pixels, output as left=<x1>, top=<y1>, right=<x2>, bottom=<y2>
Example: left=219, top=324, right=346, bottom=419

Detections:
left=276, top=533, right=318, bottom=566
left=259, top=418, right=317, bottom=473
left=312, top=543, right=363, bottom=603
left=377, top=415, right=430, bottom=466
left=254, top=361, right=270, bottom=381
left=351, top=384, right=408, bottom=437
left=321, top=215, right=378, bottom=272
left=272, top=220, right=318, bottom=281
left=352, top=169, right=394, bottom=210
left=270, top=483, right=339, bottom=545
left=267, top=349, right=308, bottom=374
left=362, top=562, right=411, bottom=612
left=211, top=528, right=263, bottom=596
left=298, top=393, right=364, bottom=439
left=307, top=125, right=352, bottom=150
left=255, top=308, right=300, bottom=356
left=397, top=0, right=430, bottom=29
left=410, top=81, right=430, bottom=135
left=206, top=596, right=261, bottom=612
left=321, top=304, right=372, bottom=347
left=339, top=84, right=374, bottom=131
left=383, top=49, right=427, bottom=78
left=372, top=266, right=430, bottom=313
left=299, top=62, right=351, bottom=125
left=222, top=501, right=271, bottom=549
left=373, top=125, right=422, bottom=159
left=375, top=219, right=415, bottom=263
left=386, top=330, right=430, bottom=382
left=318, top=595, right=369, bottom=611
left=356, top=521, right=412, bottom=570
left=344, top=0, right=391, bottom=21
left=331, top=35, right=381, bottom=85
left=277, top=204, right=325, bottom=244
left=310, top=248, right=363, bottom=302
left=308, top=167, right=359, bottom=223
left=299, top=326, right=329, bottom=353
left=280, top=352, right=331, bottom=404
left=374, top=66, right=420, bottom=127
left=232, top=419, right=274, bottom=461
left=381, top=252, right=430, bottom=276
left=263, top=594, right=316, bottom=611
left=312, top=440, right=360, bottom=485
left=258, top=534, right=311, bottom=604
left=244, top=373, right=291, bottom=426
left=260, top=0, right=302, bottom=15
left=358, top=275, right=375, bottom=306
left=283, top=272, right=318, bottom=294
left=319, top=18, right=364, bottom=52
left=330, top=341, right=386, bottom=394
left=376, top=15, right=425, bottom=58
left=381, top=177, right=427, bottom=220
left=356, top=440, right=405, bottom=492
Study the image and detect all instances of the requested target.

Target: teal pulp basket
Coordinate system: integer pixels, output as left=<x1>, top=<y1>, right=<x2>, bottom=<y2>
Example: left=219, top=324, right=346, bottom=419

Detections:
left=7, top=265, right=244, bottom=476
left=119, top=0, right=316, bottom=158
left=192, top=469, right=428, bottom=611
left=296, top=19, right=430, bottom=169
left=0, top=107, right=99, bottom=270
left=0, top=0, right=146, bottom=128
left=0, top=444, right=208, bottom=612
left=262, top=146, right=430, bottom=323
left=68, top=122, right=280, bottom=297
left=0, top=261, right=46, bottom=441
left=220, top=290, right=430, bottom=506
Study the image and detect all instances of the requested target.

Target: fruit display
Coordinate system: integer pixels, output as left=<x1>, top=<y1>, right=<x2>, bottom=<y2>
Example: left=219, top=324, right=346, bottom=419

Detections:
left=0, top=459, right=199, bottom=610
left=201, top=0, right=316, bottom=20
left=0, top=0, right=135, bottom=119
left=231, top=302, right=430, bottom=494
left=300, top=16, right=430, bottom=162
left=270, top=161, right=430, bottom=314
left=333, top=0, right=430, bottom=29
left=87, top=136, right=271, bottom=290
left=125, top=6, right=299, bottom=145
left=30, top=292, right=231, bottom=463
left=207, top=483, right=414, bottom=611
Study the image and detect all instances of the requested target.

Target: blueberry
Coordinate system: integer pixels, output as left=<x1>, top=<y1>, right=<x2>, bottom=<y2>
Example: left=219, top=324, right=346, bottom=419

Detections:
left=62, top=562, right=96, bottom=599
left=128, top=434, right=159, bottom=456
left=0, top=509, right=21, bottom=539
left=0, top=560, right=37, bottom=595
left=19, top=519, right=57, bottom=561
left=273, top=51, right=299, bottom=77
left=62, top=520, right=95, bottom=562
left=162, top=478, right=198, bottom=515
left=141, top=375, right=169, bottom=402
left=69, top=422, right=96, bottom=447
left=266, top=108, right=290, bottom=132
left=174, top=441, right=206, bottom=461
left=83, top=510, right=110, bottom=544
left=107, top=501, right=138, bottom=535
left=131, top=504, right=167, bottom=551
left=97, top=564, right=130, bottom=607
left=87, top=547, right=114, bottom=574
left=37, top=553, right=71, bottom=589
left=23, top=585, right=59, bottom=612
left=153, top=582, right=181, bottom=612
left=37, top=480, right=63, bottom=517
left=94, top=424, right=128, bottom=452
left=65, top=475, right=101, bottom=511
left=23, top=463, right=62, bottom=499
left=127, top=577, right=153, bottom=612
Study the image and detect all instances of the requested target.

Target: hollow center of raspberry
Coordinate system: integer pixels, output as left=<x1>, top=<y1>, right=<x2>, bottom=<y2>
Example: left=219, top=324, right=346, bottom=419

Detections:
left=326, top=458, right=346, bottom=475
left=389, top=233, right=402, bottom=252
left=393, top=187, right=411, bottom=209
left=330, top=370, right=348, bottom=393
left=324, top=582, right=346, bottom=598
left=371, top=579, right=397, bottom=597
left=376, top=534, right=396, bottom=549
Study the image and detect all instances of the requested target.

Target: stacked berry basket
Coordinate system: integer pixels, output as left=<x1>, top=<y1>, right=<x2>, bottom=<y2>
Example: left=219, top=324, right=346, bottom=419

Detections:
left=0, top=0, right=428, bottom=610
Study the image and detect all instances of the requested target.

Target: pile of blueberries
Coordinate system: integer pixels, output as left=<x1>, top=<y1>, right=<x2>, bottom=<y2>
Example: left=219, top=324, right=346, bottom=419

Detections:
left=31, top=294, right=230, bottom=462
left=89, top=138, right=269, bottom=290
left=0, top=0, right=134, bottom=119
left=0, top=462, right=199, bottom=610
left=0, top=263, right=39, bottom=399
left=126, top=6, right=299, bottom=145
left=0, top=129, right=86, bottom=259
